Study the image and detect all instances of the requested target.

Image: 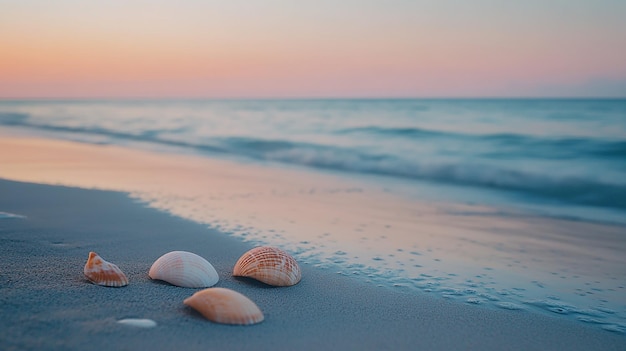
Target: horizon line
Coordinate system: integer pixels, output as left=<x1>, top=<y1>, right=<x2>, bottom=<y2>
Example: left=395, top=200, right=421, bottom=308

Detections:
left=1, top=96, right=625, bottom=101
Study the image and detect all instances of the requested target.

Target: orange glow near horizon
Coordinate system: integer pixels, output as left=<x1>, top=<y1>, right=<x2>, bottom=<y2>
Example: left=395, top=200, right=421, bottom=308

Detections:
left=1, top=1, right=626, bottom=98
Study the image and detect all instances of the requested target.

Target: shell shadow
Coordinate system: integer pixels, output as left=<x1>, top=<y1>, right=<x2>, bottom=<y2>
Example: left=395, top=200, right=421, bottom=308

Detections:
left=182, top=305, right=207, bottom=321
left=148, top=278, right=175, bottom=287
left=233, top=276, right=278, bottom=289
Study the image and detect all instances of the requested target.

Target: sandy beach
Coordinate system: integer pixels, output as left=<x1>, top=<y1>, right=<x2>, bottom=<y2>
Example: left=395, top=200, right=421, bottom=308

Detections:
left=2, top=1, right=626, bottom=348
left=1, top=178, right=625, bottom=350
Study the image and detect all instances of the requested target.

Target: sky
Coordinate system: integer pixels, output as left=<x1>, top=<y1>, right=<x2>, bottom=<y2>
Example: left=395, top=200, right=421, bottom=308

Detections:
left=1, top=0, right=625, bottom=98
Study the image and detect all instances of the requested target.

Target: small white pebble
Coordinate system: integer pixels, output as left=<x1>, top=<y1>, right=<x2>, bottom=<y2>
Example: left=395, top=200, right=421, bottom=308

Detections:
left=117, top=318, right=157, bottom=328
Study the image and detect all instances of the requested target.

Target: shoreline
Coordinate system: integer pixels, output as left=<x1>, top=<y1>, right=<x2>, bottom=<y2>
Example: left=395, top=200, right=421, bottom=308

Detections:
left=1, top=178, right=625, bottom=350
left=1, top=134, right=626, bottom=334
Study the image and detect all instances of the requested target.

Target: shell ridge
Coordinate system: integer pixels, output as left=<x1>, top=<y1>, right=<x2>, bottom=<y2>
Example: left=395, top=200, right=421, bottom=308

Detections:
left=183, top=288, right=264, bottom=325
left=233, top=246, right=301, bottom=286
left=149, top=251, right=218, bottom=288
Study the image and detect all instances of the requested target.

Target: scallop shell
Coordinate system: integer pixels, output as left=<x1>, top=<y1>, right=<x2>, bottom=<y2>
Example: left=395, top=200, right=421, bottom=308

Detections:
left=183, top=288, right=264, bottom=325
left=83, top=251, right=129, bottom=287
left=233, top=246, right=301, bottom=286
left=149, top=251, right=218, bottom=288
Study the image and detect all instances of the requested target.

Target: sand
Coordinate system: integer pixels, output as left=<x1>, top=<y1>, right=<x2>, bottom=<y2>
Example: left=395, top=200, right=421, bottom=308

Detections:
left=0, top=178, right=624, bottom=350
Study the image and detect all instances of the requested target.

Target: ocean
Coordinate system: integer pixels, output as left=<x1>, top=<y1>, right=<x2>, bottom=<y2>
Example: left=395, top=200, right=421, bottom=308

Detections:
left=1, top=99, right=625, bottom=333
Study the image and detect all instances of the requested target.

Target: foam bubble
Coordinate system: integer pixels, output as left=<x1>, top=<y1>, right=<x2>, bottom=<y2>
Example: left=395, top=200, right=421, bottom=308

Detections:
left=496, top=302, right=524, bottom=311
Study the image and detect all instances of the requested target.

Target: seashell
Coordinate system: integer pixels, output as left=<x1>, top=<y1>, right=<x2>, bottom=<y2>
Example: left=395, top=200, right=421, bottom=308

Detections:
left=184, top=288, right=264, bottom=325
left=117, top=318, right=157, bottom=328
left=149, top=251, right=218, bottom=288
left=233, top=246, right=301, bottom=286
left=84, top=251, right=129, bottom=287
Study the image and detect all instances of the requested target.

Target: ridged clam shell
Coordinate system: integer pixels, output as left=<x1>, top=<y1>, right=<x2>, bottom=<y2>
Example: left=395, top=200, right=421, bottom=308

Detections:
left=184, top=288, right=264, bottom=325
left=233, top=246, right=301, bottom=286
left=149, top=251, right=218, bottom=288
left=84, top=251, right=129, bottom=287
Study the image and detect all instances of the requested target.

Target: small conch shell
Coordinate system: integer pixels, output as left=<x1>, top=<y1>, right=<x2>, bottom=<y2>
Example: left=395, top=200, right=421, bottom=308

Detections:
left=149, top=251, right=219, bottom=288
left=233, top=246, right=301, bottom=286
left=84, top=251, right=129, bottom=287
left=184, top=288, right=264, bottom=325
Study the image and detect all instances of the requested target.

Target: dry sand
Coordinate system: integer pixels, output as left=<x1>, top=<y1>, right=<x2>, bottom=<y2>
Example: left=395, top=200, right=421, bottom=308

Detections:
left=1, top=179, right=625, bottom=350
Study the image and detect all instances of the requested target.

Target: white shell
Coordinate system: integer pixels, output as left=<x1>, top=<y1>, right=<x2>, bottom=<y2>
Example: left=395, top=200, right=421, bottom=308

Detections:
left=117, top=318, right=157, bottom=328
left=149, top=251, right=219, bottom=288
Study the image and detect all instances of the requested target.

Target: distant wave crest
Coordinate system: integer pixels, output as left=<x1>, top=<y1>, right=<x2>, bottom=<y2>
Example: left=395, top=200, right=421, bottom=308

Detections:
left=243, top=142, right=626, bottom=209
left=339, top=125, right=626, bottom=159
left=2, top=112, right=625, bottom=209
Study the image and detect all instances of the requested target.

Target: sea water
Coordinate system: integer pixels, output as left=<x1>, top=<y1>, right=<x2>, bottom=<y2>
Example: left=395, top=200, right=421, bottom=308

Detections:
left=1, top=99, right=625, bottom=333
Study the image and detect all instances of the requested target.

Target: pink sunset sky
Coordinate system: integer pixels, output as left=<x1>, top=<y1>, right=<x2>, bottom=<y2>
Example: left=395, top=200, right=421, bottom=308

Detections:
left=1, top=0, right=625, bottom=98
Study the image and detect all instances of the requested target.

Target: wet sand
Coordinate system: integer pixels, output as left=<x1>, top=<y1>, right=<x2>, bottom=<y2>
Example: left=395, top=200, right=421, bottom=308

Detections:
left=0, top=179, right=625, bottom=350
